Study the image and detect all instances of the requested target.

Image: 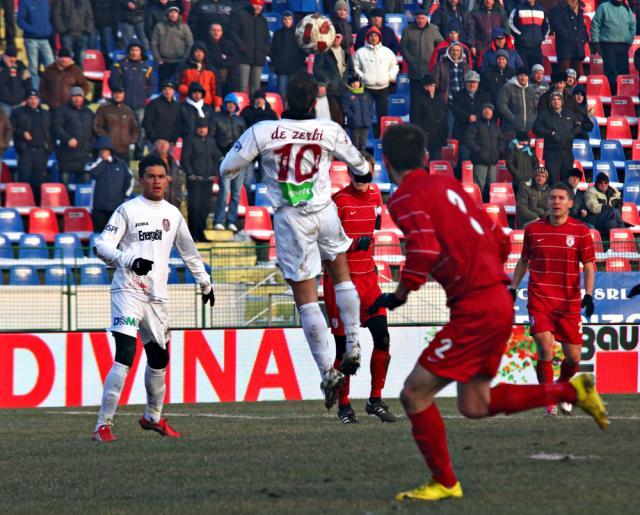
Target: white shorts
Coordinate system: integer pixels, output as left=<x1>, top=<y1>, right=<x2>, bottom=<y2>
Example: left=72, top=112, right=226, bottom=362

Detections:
left=109, top=291, right=171, bottom=348
left=274, top=202, right=351, bottom=281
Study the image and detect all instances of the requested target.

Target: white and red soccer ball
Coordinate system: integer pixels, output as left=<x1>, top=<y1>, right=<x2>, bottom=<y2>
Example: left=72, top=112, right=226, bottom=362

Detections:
left=295, top=13, right=336, bottom=54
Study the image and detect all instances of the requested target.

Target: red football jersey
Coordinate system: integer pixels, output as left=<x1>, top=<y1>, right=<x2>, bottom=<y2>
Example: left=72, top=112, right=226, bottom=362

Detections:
left=333, top=183, right=383, bottom=275
left=521, top=216, right=595, bottom=314
left=388, top=171, right=510, bottom=303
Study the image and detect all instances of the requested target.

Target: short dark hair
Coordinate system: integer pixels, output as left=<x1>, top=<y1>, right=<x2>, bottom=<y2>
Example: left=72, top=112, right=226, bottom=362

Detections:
left=285, top=72, right=318, bottom=114
left=138, top=154, right=168, bottom=179
left=550, top=181, right=574, bottom=200
left=381, top=124, right=427, bottom=172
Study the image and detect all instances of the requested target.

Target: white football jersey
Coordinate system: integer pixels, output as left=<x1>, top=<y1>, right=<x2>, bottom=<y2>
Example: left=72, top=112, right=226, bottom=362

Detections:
left=95, top=195, right=211, bottom=303
left=220, top=117, right=369, bottom=214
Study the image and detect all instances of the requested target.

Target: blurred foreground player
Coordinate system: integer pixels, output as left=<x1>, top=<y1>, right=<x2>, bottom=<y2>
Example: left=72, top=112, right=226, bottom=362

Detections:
left=323, top=173, right=396, bottom=424
left=92, top=155, right=215, bottom=442
left=220, top=72, right=371, bottom=409
left=370, top=124, right=608, bottom=502
left=511, top=183, right=596, bottom=416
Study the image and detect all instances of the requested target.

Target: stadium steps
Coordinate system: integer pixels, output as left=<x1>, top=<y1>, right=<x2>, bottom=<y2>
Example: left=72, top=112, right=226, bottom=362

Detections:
left=211, top=267, right=282, bottom=284
left=203, top=229, right=236, bottom=241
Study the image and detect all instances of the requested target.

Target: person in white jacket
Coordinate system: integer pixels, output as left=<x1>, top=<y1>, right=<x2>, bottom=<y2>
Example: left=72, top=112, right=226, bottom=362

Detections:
left=354, top=26, right=399, bottom=135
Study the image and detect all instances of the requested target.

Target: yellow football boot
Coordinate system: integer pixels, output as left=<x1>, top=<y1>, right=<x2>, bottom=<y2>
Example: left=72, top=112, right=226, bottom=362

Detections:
left=570, top=373, right=609, bottom=430
left=395, top=480, right=463, bottom=502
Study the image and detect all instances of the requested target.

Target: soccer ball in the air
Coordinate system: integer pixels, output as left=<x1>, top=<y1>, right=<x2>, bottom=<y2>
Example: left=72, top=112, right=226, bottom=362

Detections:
left=295, top=13, right=336, bottom=54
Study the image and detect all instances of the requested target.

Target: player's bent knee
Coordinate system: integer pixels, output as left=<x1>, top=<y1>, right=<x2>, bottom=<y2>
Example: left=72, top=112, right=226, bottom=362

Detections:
left=144, top=340, right=169, bottom=369
left=457, top=401, right=486, bottom=419
left=367, top=316, right=390, bottom=352
left=113, top=332, right=137, bottom=367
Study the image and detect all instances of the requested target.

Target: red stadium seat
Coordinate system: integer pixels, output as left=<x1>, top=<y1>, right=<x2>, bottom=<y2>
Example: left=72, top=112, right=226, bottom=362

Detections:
left=226, top=186, right=249, bottom=216
left=606, top=116, right=633, bottom=147
left=609, top=229, right=639, bottom=262
left=232, top=91, right=250, bottom=112
left=611, top=96, right=638, bottom=125
left=379, top=205, right=403, bottom=237
left=429, top=160, right=454, bottom=178
left=40, top=183, right=70, bottom=212
left=589, top=229, right=605, bottom=257
left=629, top=36, right=640, bottom=73
left=461, top=160, right=474, bottom=183
left=489, top=183, right=516, bottom=215
left=534, top=138, right=544, bottom=160
left=541, top=36, right=557, bottom=63
left=243, top=206, right=273, bottom=241
left=440, top=144, right=457, bottom=164
left=446, top=138, right=459, bottom=161
left=482, top=203, right=508, bottom=228
left=376, top=261, right=393, bottom=283
left=589, top=53, right=604, bottom=75
left=586, top=75, right=612, bottom=104
left=330, top=160, right=350, bottom=194
left=605, top=258, right=632, bottom=272
left=617, top=75, right=639, bottom=104
left=496, top=160, right=512, bottom=182
left=267, top=233, right=277, bottom=261
left=5, top=182, right=36, bottom=214
left=509, top=230, right=525, bottom=258
left=172, top=138, right=183, bottom=164
left=373, top=231, right=405, bottom=264
left=102, top=70, right=112, bottom=99
left=28, top=207, right=59, bottom=242
left=462, top=182, right=483, bottom=207
left=622, top=202, right=640, bottom=227
left=380, top=116, right=403, bottom=136
left=265, top=92, right=284, bottom=117
left=82, top=49, right=106, bottom=81
left=632, top=140, right=640, bottom=160
left=63, top=207, right=94, bottom=240
left=586, top=96, right=606, bottom=126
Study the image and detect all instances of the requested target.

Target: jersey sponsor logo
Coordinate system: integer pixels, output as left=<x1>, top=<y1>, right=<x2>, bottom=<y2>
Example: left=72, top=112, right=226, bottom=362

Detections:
left=138, top=229, right=163, bottom=241
left=105, top=224, right=118, bottom=233
left=113, top=316, right=139, bottom=328
left=135, top=222, right=149, bottom=227
left=331, top=318, right=339, bottom=329
left=163, top=218, right=171, bottom=232
left=566, top=235, right=575, bottom=247
left=232, top=140, right=242, bottom=151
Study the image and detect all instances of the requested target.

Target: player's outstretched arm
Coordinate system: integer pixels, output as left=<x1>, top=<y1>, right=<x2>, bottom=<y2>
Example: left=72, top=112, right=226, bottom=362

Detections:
left=333, top=127, right=371, bottom=179
left=94, top=209, right=137, bottom=269
left=220, top=126, right=260, bottom=180
left=369, top=282, right=409, bottom=314
left=582, top=261, right=596, bottom=316
left=174, top=218, right=215, bottom=306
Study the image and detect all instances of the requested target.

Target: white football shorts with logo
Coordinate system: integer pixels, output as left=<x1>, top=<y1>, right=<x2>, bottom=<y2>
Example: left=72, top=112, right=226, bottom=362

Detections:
left=109, top=291, right=171, bottom=347
left=274, top=202, right=352, bottom=281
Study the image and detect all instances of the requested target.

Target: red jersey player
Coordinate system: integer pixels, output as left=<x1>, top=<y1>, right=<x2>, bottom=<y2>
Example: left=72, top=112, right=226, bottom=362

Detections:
left=510, top=179, right=596, bottom=416
left=323, top=175, right=396, bottom=424
left=370, top=124, right=608, bottom=503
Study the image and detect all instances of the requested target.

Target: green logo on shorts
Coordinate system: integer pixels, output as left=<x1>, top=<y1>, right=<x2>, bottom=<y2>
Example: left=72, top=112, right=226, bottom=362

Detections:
left=280, top=181, right=314, bottom=206
left=113, top=316, right=139, bottom=328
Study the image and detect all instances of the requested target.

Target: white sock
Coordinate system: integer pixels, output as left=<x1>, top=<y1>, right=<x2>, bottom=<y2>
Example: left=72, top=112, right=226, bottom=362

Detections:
left=96, top=362, right=129, bottom=431
left=334, top=281, right=361, bottom=353
left=299, top=302, right=332, bottom=376
left=144, top=365, right=166, bottom=424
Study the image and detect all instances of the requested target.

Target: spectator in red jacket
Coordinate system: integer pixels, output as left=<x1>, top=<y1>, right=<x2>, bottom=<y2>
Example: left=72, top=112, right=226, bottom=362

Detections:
left=177, top=42, right=222, bottom=109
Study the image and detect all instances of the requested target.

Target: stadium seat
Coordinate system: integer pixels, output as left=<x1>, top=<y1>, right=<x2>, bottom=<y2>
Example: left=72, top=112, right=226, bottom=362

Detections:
left=254, top=182, right=273, bottom=213
left=496, top=160, right=511, bottom=182
left=88, top=233, right=101, bottom=257
left=270, top=0, right=288, bottom=13
left=2, top=145, right=16, bottom=167
left=462, top=183, right=483, bottom=207
left=63, top=207, right=94, bottom=241
left=541, top=36, right=557, bottom=63
left=225, top=186, right=249, bottom=217
left=74, top=183, right=93, bottom=209
left=617, top=74, right=639, bottom=104
left=489, top=183, right=516, bottom=215
left=572, top=139, right=594, bottom=168
left=232, top=92, right=250, bottom=112
left=586, top=96, right=606, bottom=126
left=265, top=12, right=282, bottom=34
left=243, top=206, right=273, bottom=240
left=482, top=204, right=508, bottom=228
left=589, top=229, right=605, bottom=256
left=82, top=49, right=106, bottom=81
left=380, top=116, right=403, bottom=136
left=40, top=183, right=70, bottom=212
left=28, top=207, right=59, bottom=243
left=0, top=233, right=12, bottom=260
left=387, top=94, right=409, bottom=117
left=168, top=266, right=180, bottom=284
left=5, top=182, right=36, bottom=214
left=534, top=138, right=544, bottom=161
left=587, top=117, right=601, bottom=147
left=461, top=160, right=474, bottom=184
left=9, top=266, right=39, bottom=286
left=385, top=13, right=407, bottom=40
left=172, top=138, right=183, bottom=164
left=606, top=117, right=633, bottom=147
left=441, top=144, right=457, bottom=164
left=80, top=264, right=109, bottom=285
left=593, top=161, right=619, bottom=183
left=632, top=140, right=640, bottom=160
left=589, top=53, right=604, bottom=75
left=625, top=161, right=640, bottom=184
left=45, top=266, right=74, bottom=286
left=611, top=96, right=638, bottom=125
left=609, top=228, right=638, bottom=256
left=586, top=74, right=612, bottom=104
left=330, top=160, right=350, bottom=194
left=184, top=267, right=197, bottom=284
left=599, top=140, right=626, bottom=168
left=621, top=202, right=640, bottom=227
left=53, top=233, right=83, bottom=260
left=267, top=233, right=277, bottom=262
left=379, top=205, right=403, bottom=237
left=606, top=258, right=632, bottom=272
left=18, top=233, right=48, bottom=260
left=0, top=207, right=25, bottom=242
left=376, top=261, right=393, bottom=283
left=429, top=160, right=454, bottom=178
left=101, top=69, right=112, bottom=99
left=396, top=74, right=410, bottom=96
left=373, top=231, right=405, bottom=264
left=509, top=230, right=525, bottom=258
left=623, top=183, right=640, bottom=205
left=372, top=162, right=391, bottom=192
left=265, top=92, right=284, bottom=117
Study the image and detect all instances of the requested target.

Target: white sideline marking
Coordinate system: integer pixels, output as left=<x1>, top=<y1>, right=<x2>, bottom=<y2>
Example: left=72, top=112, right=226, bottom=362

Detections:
left=529, top=453, right=601, bottom=461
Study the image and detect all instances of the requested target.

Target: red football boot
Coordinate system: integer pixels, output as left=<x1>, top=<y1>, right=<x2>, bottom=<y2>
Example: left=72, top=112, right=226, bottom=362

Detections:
left=139, top=416, right=182, bottom=437
left=92, top=424, right=117, bottom=442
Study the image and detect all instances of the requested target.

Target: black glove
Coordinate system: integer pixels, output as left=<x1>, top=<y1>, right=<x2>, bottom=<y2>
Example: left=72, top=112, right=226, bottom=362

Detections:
left=509, top=287, right=517, bottom=302
left=131, top=258, right=153, bottom=276
left=201, top=284, right=215, bottom=306
left=629, top=284, right=640, bottom=298
left=581, top=294, right=594, bottom=317
left=611, top=198, right=623, bottom=209
left=354, top=236, right=372, bottom=252
left=368, top=293, right=406, bottom=314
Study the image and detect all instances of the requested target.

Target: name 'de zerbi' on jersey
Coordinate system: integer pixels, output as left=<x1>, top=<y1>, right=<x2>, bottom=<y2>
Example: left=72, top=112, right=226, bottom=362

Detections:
left=94, top=195, right=211, bottom=303
left=220, top=118, right=370, bottom=214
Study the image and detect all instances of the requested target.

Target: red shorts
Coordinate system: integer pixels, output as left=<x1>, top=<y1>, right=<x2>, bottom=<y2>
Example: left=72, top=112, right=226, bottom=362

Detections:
left=419, top=284, right=514, bottom=383
left=323, top=271, right=386, bottom=336
left=528, top=309, right=582, bottom=345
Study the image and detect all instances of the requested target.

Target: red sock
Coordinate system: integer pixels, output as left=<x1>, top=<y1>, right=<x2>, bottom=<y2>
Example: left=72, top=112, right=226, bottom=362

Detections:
left=408, top=404, right=457, bottom=488
left=488, top=383, right=577, bottom=416
left=334, top=359, right=350, bottom=406
left=558, top=360, right=579, bottom=383
left=369, top=349, right=390, bottom=399
left=536, top=360, right=554, bottom=384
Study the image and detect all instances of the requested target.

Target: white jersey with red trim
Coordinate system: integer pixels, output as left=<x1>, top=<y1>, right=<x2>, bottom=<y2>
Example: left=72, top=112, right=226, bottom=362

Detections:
left=220, top=117, right=369, bottom=214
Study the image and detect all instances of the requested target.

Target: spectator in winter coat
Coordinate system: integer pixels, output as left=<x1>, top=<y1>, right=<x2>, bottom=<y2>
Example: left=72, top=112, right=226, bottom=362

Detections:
left=471, top=0, right=509, bottom=55
left=549, top=0, right=588, bottom=76
left=434, top=41, right=470, bottom=102
left=537, top=71, right=576, bottom=113
left=571, top=85, right=595, bottom=140
left=0, top=0, right=15, bottom=47
left=465, top=102, right=505, bottom=201
left=355, top=8, right=401, bottom=54
left=566, top=167, right=587, bottom=221
left=0, top=108, right=11, bottom=170
left=401, top=9, right=444, bottom=121
left=151, top=6, right=193, bottom=83
left=152, top=138, right=183, bottom=208
left=90, top=0, right=120, bottom=67
left=241, top=90, right=278, bottom=127
left=342, top=75, right=373, bottom=152
left=428, top=29, right=474, bottom=72
left=331, top=1, right=353, bottom=51
left=94, top=81, right=139, bottom=162
left=497, top=66, right=537, bottom=139
left=145, top=0, right=181, bottom=41
left=120, top=0, right=148, bottom=50
left=507, top=130, right=539, bottom=195
left=451, top=70, right=492, bottom=142
left=431, top=0, right=475, bottom=50
left=509, top=0, right=549, bottom=69
left=529, top=63, right=549, bottom=104
left=412, top=74, right=449, bottom=160
left=313, top=31, right=355, bottom=98
left=480, top=49, right=516, bottom=104
left=188, top=0, right=234, bottom=43
left=271, top=11, right=307, bottom=99
left=52, top=87, right=94, bottom=184
left=39, top=48, right=89, bottom=111
left=143, top=79, right=182, bottom=145
left=0, top=46, right=31, bottom=115
left=86, top=135, right=133, bottom=232
left=231, top=0, right=271, bottom=96
left=176, top=42, right=221, bottom=109
left=180, top=81, right=215, bottom=137
left=591, top=0, right=636, bottom=95
left=516, top=166, right=550, bottom=227
left=182, top=119, right=221, bottom=240
left=18, top=0, right=54, bottom=91
left=204, top=23, right=240, bottom=96
left=479, top=27, right=523, bottom=71
left=565, top=68, right=578, bottom=93
left=52, top=0, right=94, bottom=63
left=584, top=172, right=626, bottom=241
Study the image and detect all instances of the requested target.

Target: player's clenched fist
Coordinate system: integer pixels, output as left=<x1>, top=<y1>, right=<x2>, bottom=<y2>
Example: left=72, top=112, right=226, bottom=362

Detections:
left=368, top=293, right=406, bottom=313
left=131, top=258, right=153, bottom=275
left=581, top=294, right=594, bottom=317
left=629, top=284, right=640, bottom=298
left=201, top=284, right=215, bottom=306
left=352, top=236, right=372, bottom=252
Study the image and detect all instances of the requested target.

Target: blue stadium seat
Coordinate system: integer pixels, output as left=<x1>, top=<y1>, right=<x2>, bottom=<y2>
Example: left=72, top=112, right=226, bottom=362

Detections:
left=625, top=161, right=640, bottom=184
left=254, top=183, right=273, bottom=212
left=373, top=140, right=383, bottom=162
left=600, top=140, right=626, bottom=169
left=168, top=267, right=180, bottom=284
left=587, top=117, right=601, bottom=148
left=0, top=233, right=12, bottom=264
left=80, top=264, right=109, bottom=285
left=385, top=13, right=407, bottom=40
left=10, top=266, right=39, bottom=286
left=2, top=145, right=17, bottom=167
left=170, top=246, right=180, bottom=259
left=89, top=233, right=101, bottom=257
left=266, top=13, right=282, bottom=35
left=45, top=266, right=74, bottom=286
left=270, top=0, right=289, bottom=13
left=267, top=73, right=278, bottom=93
left=572, top=139, right=594, bottom=169
left=373, top=162, right=391, bottom=192
left=396, top=74, right=410, bottom=96
left=593, top=161, right=619, bottom=183
left=18, top=234, right=48, bottom=260
left=624, top=183, right=640, bottom=205
left=74, top=184, right=93, bottom=208
left=54, top=233, right=83, bottom=260
left=387, top=94, right=409, bottom=117
left=184, top=267, right=197, bottom=284
left=0, top=207, right=25, bottom=242
left=402, top=0, right=420, bottom=12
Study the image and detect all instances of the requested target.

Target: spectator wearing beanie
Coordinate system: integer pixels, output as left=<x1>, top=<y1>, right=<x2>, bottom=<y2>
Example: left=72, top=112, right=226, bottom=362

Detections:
left=176, top=42, right=222, bottom=109
left=180, top=81, right=215, bottom=138
left=355, top=8, right=401, bottom=54
left=480, top=48, right=516, bottom=104
left=430, top=0, right=475, bottom=50
left=39, top=48, right=89, bottom=111
left=566, top=167, right=587, bottom=221
left=434, top=41, right=469, bottom=103
left=507, top=130, right=539, bottom=196
left=516, top=166, right=550, bottom=228
left=412, top=74, right=448, bottom=160
left=94, top=80, right=139, bottom=163
left=52, top=0, right=94, bottom=64
left=471, top=0, right=509, bottom=55
left=231, top=0, right=270, bottom=96
left=529, top=63, right=548, bottom=104
left=571, top=84, right=595, bottom=140
left=342, top=74, right=372, bottom=152
left=478, top=28, right=523, bottom=72
left=271, top=11, right=307, bottom=100
left=549, top=0, right=588, bottom=76
left=508, top=0, right=549, bottom=69
left=331, top=1, right=352, bottom=51
left=241, top=90, right=278, bottom=128
left=18, top=0, right=54, bottom=91
left=151, top=5, right=193, bottom=84
left=188, top=0, right=235, bottom=43
left=145, top=0, right=181, bottom=42
left=565, top=68, right=578, bottom=93
left=497, top=65, right=537, bottom=140
left=0, top=46, right=32, bottom=115
left=119, top=0, right=148, bottom=51
left=536, top=71, right=576, bottom=113
left=314, top=29, right=355, bottom=99
left=143, top=79, right=182, bottom=145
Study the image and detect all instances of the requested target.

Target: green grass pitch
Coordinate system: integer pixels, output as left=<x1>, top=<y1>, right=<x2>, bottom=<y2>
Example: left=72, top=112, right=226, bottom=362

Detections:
left=1, top=396, right=639, bottom=514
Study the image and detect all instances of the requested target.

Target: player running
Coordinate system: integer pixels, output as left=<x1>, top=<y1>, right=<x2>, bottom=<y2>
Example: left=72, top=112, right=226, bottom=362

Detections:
left=323, top=173, right=396, bottom=424
left=370, top=124, right=608, bottom=502
left=220, top=72, right=371, bottom=409
left=510, top=179, right=596, bottom=417
left=92, top=155, right=215, bottom=442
